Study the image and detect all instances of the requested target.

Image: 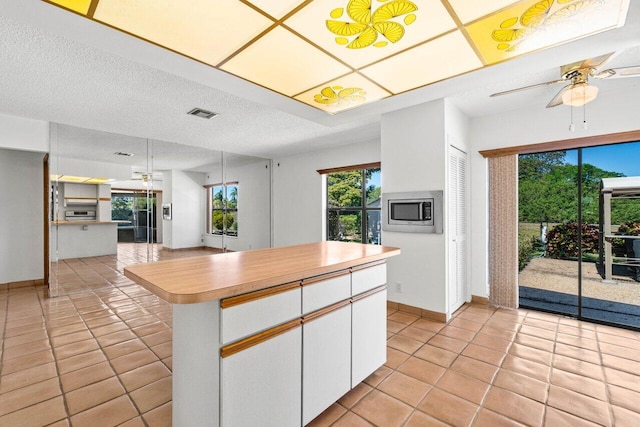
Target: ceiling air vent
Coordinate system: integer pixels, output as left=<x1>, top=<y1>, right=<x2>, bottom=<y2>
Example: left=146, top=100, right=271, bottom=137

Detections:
left=114, top=151, right=134, bottom=157
left=187, top=108, right=218, bottom=119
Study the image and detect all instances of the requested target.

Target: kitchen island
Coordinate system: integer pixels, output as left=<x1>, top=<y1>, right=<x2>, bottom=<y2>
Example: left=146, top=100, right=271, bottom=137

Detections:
left=124, top=241, right=400, bottom=427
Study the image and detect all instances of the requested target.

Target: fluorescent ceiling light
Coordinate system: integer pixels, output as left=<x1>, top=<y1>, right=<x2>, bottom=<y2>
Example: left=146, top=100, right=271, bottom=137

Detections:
left=45, top=0, right=630, bottom=114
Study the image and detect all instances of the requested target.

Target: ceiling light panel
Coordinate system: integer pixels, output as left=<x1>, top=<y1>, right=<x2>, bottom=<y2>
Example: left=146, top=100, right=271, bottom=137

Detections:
left=294, top=73, right=392, bottom=114
left=50, top=0, right=91, bottom=14
left=45, top=0, right=630, bottom=114
left=285, top=0, right=456, bottom=70
left=246, top=0, right=307, bottom=20
left=93, top=0, right=274, bottom=66
left=465, top=0, right=631, bottom=65
left=447, top=0, right=521, bottom=24
left=361, top=31, right=483, bottom=94
left=221, top=26, right=351, bottom=97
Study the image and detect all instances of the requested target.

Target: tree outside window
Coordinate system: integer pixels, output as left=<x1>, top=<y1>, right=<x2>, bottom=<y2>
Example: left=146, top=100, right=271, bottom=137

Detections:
left=327, top=167, right=381, bottom=244
left=209, top=183, right=238, bottom=236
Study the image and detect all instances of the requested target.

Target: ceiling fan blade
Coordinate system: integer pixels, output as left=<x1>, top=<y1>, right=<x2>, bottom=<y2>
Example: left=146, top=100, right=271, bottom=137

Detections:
left=546, top=85, right=572, bottom=108
left=490, top=79, right=566, bottom=97
left=593, top=65, right=640, bottom=79
left=580, top=52, right=619, bottom=71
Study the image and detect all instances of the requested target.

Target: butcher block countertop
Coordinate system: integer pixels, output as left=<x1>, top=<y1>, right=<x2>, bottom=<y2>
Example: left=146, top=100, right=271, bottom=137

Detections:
left=124, top=241, right=400, bottom=304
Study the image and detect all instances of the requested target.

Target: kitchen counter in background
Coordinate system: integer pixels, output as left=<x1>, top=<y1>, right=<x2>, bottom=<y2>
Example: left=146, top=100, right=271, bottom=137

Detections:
left=50, top=221, right=117, bottom=259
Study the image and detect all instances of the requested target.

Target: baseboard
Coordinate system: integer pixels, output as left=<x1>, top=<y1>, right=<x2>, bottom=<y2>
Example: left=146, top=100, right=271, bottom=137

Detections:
left=471, top=295, right=490, bottom=305
left=0, top=278, right=45, bottom=289
left=161, top=246, right=226, bottom=253
left=387, top=301, right=447, bottom=323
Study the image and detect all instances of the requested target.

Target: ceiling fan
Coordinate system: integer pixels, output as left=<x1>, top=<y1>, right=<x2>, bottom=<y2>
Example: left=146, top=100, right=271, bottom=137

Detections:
left=490, top=52, right=640, bottom=108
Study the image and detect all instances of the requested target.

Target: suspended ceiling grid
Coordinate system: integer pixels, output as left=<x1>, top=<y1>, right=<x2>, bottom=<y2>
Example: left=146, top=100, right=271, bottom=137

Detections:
left=43, top=0, right=631, bottom=114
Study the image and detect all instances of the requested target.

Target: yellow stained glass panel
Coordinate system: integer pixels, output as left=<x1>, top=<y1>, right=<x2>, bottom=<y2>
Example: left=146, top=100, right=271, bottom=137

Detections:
left=295, top=73, right=391, bottom=113
left=360, top=31, right=482, bottom=94
left=93, top=0, right=273, bottom=67
left=221, top=26, right=350, bottom=97
left=466, top=0, right=630, bottom=65
left=83, top=177, right=110, bottom=184
left=447, top=0, right=520, bottom=24
left=47, top=0, right=91, bottom=15
left=286, top=0, right=456, bottom=69
left=58, top=175, right=91, bottom=183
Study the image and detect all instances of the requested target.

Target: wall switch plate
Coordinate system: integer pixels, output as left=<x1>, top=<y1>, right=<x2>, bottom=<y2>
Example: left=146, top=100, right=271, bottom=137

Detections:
left=395, top=282, right=402, bottom=293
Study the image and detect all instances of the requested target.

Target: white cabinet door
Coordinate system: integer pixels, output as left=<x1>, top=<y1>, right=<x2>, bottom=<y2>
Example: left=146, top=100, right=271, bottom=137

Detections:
left=221, top=325, right=302, bottom=427
left=221, top=284, right=301, bottom=344
left=351, top=263, right=386, bottom=295
left=302, top=272, right=350, bottom=314
left=351, top=289, right=387, bottom=387
left=302, top=305, right=351, bottom=425
left=64, top=182, right=97, bottom=198
left=448, top=146, right=468, bottom=313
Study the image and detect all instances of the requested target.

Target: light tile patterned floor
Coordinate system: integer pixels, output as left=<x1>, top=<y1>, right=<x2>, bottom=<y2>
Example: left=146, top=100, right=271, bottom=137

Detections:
left=1, top=244, right=640, bottom=426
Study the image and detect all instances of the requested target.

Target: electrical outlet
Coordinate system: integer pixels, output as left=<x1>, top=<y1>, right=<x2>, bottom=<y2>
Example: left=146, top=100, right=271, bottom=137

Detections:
left=395, top=282, right=402, bottom=293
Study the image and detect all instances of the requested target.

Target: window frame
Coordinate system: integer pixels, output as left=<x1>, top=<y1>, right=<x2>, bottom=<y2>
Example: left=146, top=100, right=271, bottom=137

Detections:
left=323, top=164, right=381, bottom=245
left=205, top=182, right=239, bottom=237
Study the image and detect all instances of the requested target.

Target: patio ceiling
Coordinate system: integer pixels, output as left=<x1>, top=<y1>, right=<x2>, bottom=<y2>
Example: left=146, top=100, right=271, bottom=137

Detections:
left=45, top=0, right=630, bottom=114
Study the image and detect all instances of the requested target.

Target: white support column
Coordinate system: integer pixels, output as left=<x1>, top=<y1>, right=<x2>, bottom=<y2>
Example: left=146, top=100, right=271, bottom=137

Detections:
left=173, top=301, right=220, bottom=427
left=603, top=191, right=614, bottom=283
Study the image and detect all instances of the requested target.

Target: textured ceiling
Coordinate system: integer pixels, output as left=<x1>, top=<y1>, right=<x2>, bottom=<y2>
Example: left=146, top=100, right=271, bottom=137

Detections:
left=0, top=2, right=639, bottom=161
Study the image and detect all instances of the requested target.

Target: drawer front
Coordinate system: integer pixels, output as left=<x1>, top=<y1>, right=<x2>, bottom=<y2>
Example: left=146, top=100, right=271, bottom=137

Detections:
left=351, top=263, right=387, bottom=296
left=302, top=273, right=350, bottom=314
left=221, top=286, right=301, bottom=345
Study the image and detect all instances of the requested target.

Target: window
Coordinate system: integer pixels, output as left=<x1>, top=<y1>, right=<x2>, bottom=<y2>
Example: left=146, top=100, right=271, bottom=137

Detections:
left=207, top=183, right=238, bottom=236
left=325, top=165, right=381, bottom=244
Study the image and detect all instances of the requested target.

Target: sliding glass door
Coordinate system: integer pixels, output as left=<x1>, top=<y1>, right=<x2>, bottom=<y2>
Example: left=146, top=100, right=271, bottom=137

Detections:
left=518, top=141, right=640, bottom=329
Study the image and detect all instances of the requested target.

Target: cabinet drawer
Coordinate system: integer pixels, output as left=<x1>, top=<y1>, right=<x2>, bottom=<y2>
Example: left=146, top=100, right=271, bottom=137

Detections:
left=221, top=282, right=301, bottom=345
left=351, top=262, right=386, bottom=296
left=302, top=271, right=350, bottom=314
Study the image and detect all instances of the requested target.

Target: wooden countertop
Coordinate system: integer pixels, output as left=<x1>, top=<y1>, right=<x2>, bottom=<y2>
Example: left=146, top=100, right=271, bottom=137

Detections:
left=124, top=241, right=400, bottom=304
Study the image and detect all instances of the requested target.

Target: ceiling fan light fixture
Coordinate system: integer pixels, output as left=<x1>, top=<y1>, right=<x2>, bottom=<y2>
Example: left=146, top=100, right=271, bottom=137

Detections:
left=561, top=83, right=599, bottom=107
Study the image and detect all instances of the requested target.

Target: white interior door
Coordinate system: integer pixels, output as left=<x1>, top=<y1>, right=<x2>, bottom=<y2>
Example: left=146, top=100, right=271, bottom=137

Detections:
left=448, top=146, right=468, bottom=313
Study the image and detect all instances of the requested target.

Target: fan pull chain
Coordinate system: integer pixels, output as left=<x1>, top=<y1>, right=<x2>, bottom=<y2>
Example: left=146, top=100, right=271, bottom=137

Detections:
left=569, top=104, right=575, bottom=132
left=583, top=103, right=588, bottom=129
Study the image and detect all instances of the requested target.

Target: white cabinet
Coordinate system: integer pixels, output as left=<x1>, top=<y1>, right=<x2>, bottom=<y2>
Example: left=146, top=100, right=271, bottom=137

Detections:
left=352, top=263, right=386, bottom=295
left=302, top=271, right=350, bottom=314
left=302, top=304, right=351, bottom=425
left=221, top=324, right=302, bottom=427
left=97, top=184, right=111, bottom=221
left=352, top=288, right=387, bottom=386
left=221, top=282, right=301, bottom=344
left=64, top=182, right=97, bottom=198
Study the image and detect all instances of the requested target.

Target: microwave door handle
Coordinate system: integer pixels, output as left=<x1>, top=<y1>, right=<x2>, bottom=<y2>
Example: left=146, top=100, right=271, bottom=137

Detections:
left=419, top=202, right=425, bottom=221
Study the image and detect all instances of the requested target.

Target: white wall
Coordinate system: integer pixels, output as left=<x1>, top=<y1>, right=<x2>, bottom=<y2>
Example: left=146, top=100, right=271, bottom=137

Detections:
left=381, top=100, right=448, bottom=314
left=204, top=159, right=271, bottom=252
left=0, top=148, right=44, bottom=283
left=468, top=87, right=640, bottom=299
left=0, top=113, right=48, bottom=153
left=272, top=140, right=380, bottom=247
left=162, top=170, right=205, bottom=249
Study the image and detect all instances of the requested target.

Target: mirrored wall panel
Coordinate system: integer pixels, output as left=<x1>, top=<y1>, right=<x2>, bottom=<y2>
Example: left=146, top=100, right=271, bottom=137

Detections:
left=48, top=124, right=271, bottom=296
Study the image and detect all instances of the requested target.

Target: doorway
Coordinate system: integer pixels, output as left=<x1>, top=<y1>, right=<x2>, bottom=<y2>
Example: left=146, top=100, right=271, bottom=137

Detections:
left=112, top=191, right=158, bottom=243
left=518, top=141, right=640, bottom=329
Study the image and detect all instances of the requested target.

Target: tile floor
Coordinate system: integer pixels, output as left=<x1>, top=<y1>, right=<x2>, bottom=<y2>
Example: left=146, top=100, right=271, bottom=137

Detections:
left=1, top=245, right=640, bottom=426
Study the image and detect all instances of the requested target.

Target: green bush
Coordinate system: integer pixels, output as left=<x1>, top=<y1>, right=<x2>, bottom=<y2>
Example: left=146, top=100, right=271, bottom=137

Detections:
left=546, top=222, right=599, bottom=259
left=518, top=235, right=538, bottom=271
left=618, top=221, right=640, bottom=236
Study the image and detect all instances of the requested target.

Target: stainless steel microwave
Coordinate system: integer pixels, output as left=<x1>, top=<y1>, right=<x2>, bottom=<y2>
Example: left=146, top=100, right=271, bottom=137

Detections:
left=381, top=191, right=443, bottom=233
